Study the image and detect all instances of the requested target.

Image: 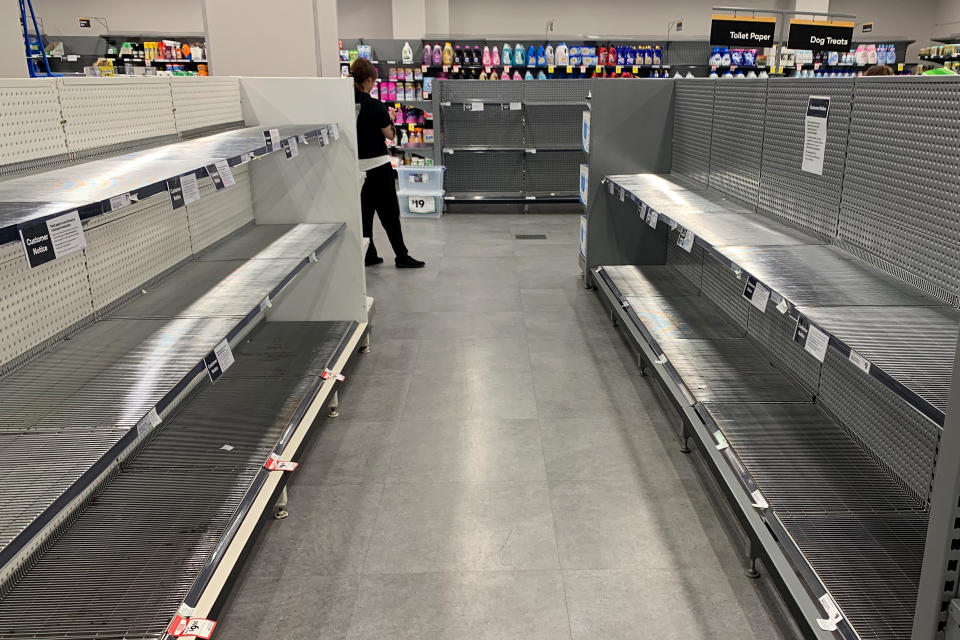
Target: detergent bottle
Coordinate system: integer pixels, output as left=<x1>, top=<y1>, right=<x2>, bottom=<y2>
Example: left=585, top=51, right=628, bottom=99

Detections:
left=401, top=41, right=413, bottom=63
left=422, top=43, right=432, bottom=65
left=527, top=45, right=537, bottom=66
left=502, top=43, right=513, bottom=66
left=545, top=44, right=554, bottom=66
left=514, top=45, right=525, bottom=66
left=556, top=42, right=568, bottom=65
left=442, top=42, right=454, bottom=65
left=482, top=45, right=491, bottom=66
left=524, top=70, right=534, bottom=79
left=432, top=44, right=442, bottom=65
left=492, top=46, right=500, bottom=66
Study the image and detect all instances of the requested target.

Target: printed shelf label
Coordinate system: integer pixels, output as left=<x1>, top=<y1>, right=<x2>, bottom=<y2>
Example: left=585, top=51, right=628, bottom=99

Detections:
left=204, top=339, right=235, bottom=383
left=848, top=349, right=871, bottom=374
left=802, top=96, right=830, bottom=176
left=19, top=210, right=86, bottom=269
left=180, top=173, right=201, bottom=205
left=794, top=317, right=829, bottom=362
left=263, top=128, right=281, bottom=152
left=742, top=277, right=770, bottom=313
left=677, top=228, right=695, bottom=253
left=108, top=193, right=132, bottom=211
left=205, top=161, right=235, bottom=191
left=284, top=137, right=300, bottom=159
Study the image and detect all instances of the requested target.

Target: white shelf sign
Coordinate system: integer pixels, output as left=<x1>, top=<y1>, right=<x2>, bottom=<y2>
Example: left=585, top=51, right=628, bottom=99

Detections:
left=816, top=593, right=843, bottom=631
left=284, top=137, right=300, bottom=159
left=205, top=161, right=235, bottom=191
left=204, top=339, right=235, bottom=383
left=802, top=96, right=830, bottom=176
left=19, top=210, right=86, bottom=269
left=848, top=349, right=871, bottom=374
left=262, top=128, right=281, bottom=152
left=794, top=317, right=829, bottom=362
left=180, top=173, right=201, bottom=205
left=108, top=193, right=132, bottom=211
left=741, top=277, right=770, bottom=313
left=646, top=207, right=659, bottom=229
left=509, top=102, right=522, bottom=111
left=470, top=101, right=484, bottom=112
left=331, top=123, right=340, bottom=140
left=320, top=127, right=330, bottom=146
left=677, top=228, right=695, bottom=253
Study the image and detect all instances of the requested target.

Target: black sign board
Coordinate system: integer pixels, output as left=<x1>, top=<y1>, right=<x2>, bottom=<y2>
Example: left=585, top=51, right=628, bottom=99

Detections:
left=862, top=22, right=873, bottom=33
left=78, top=17, right=91, bottom=28
left=710, top=15, right=777, bottom=48
left=205, top=164, right=225, bottom=190
left=788, top=19, right=855, bottom=51
left=18, top=220, right=56, bottom=268
left=166, top=176, right=185, bottom=209
left=204, top=350, right=224, bottom=382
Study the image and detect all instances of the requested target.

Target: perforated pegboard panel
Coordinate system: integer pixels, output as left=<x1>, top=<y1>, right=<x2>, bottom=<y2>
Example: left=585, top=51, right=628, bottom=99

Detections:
left=700, top=251, right=750, bottom=333
left=440, top=80, right=523, bottom=103
left=441, top=106, right=523, bottom=148
left=665, top=41, right=713, bottom=66
left=819, top=345, right=940, bottom=504
left=83, top=197, right=192, bottom=312
left=665, top=227, right=704, bottom=290
left=524, top=104, right=583, bottom=148
left=522, top=79, right=591, bottom=104
left=839, top=77, right=960, bottom=304
left=709, top=79, right=766, bottom=206
left=0, top=79, right=69, bottom=175
left=746, top=303, right=822, bottom=396
left=443, top=150, right=523, bottom=195
left=0, top=243, right=94, bottom=374
left=187, top=164, right=255, bottom=253
left=171, top=77, right=244, bottom=136
left=759, top=79, right=852, bottom=238
left=672, top=80, right=715, bottom=186
left=58, top=77, right=178, bottom=155
left=524, top=150, right=585, bottom=196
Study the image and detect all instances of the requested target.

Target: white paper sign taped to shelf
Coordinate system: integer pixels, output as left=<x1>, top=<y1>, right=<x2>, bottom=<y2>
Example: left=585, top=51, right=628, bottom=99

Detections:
left=181, top=618, right=217, bottom=639
left=204, top=339, right=235, bottom=383
left=617, top=186, right=625, bottom=202
left=214, top=160, right=235, bottom=188
left=284, top=137, right=300, bottom=159
left=742, top=277, right=770, bottom=313
left=263, top=128, right=281, bottom=152
left=848, top=349, right=871, bottom=374
left=776, top=297, right=790, bottom=314
left=331, top=123, right=340, bottom=141
left=19, top=210, right=86, bottom=269
left=646, top=208, right=659, bottom=229
left=260, top=296, right=272, bottom=312
left=714, top=430, right=729, bottom=451
left=816, top=593, right=843, bottom=631
left=180, top=173, right=201, bottom=205
left=469, top=101, right=484, bottom=112
left=794, top=317, right=829, bottom=362
left=298, top=135, right=308, bottom=145
left=241, top=152, right=254, bottom=164
left=320, top=368, right=346, bottom=382
left=802, top=96, right=830, bottom=176
left=750, top=489, right=769, bottom=509
left=320, top=127, right=330, bottom=146
left=509, top=102, right=522, bottom=111
left=677, top=228, right=695, bottom=253
left=108, top=193, right=132, bottom=211
left=136, top=407, right=162, bottom=436
left=607, top=181, right=614, bottom=195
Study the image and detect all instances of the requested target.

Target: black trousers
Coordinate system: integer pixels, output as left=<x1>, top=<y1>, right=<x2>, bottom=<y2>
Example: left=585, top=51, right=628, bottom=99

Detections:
left=361, top=162, right=408, bottom=259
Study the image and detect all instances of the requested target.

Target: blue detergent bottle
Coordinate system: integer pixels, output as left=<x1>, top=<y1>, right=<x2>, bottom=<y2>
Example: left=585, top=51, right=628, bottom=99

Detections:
left=514, top=45, right=525, bottom=66
left=527, top=45, right=537, bottom=67
left=502, top=43, right=513, bottom=66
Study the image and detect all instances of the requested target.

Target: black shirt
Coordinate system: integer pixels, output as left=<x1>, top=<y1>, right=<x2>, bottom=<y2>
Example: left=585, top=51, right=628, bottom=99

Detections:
left=355, top=90, right=392, bottom=159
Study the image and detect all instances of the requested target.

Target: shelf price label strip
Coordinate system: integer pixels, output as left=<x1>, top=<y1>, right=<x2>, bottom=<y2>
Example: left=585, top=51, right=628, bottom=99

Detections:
left=606, top=175, right=947, bottom=428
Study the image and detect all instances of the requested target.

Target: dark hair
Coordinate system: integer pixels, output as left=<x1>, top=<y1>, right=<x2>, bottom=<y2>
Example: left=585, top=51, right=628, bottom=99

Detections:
left=864, top=64, right=895, bottom=76
left=351, top=59, right=377, bottom=88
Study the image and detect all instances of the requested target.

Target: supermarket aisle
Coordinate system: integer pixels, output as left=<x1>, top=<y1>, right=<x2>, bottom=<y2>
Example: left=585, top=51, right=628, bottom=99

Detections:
left=216, top=213, right=801, bottom=640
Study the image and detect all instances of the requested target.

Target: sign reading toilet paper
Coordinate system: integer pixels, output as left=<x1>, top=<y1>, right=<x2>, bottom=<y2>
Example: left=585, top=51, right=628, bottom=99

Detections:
left=802, top=96, right=830, bottom=176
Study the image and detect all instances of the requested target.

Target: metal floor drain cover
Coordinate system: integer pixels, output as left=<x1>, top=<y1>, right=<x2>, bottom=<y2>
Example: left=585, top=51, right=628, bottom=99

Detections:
left=515, top=234, right=547, bottom=240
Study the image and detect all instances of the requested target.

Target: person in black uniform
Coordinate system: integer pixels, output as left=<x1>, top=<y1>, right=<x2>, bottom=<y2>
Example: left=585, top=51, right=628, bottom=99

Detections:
left=352, top=59, right=425, bottom=268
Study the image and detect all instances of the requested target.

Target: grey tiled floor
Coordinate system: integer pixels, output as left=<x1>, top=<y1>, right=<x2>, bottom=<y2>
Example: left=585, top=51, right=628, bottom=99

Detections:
left=216, top=214, right=802, bottom=640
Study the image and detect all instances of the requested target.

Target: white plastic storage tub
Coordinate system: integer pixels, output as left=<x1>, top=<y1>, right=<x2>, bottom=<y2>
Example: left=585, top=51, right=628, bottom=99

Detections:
left=398, top=191, right=443, bottom=218
left=396, top=166, right=444, bottom=195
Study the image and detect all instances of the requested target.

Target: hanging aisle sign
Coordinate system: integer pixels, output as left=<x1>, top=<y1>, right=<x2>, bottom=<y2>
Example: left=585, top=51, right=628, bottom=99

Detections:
left=710, top=15, right=777, bottom=48
left=788, top=20, right=855, bottom=51
left=802, top=96, right=830, bottom=176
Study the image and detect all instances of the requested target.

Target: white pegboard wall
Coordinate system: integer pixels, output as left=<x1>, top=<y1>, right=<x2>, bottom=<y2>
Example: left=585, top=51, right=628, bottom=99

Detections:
left=0, top=79, right=70, bottom=174
left=0, top=243, right=95, bottom=373
left=57, top=77, right=178, bottom=155
left=83, top=198, right=192, bottom=312
left=171, top=77, right=244, bottom=135
left=186, top=164, right=255, bottom=253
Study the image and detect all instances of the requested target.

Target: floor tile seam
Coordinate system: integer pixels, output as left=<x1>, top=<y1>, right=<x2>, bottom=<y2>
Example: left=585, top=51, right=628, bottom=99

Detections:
left=344, top=481, right=389, bottom=639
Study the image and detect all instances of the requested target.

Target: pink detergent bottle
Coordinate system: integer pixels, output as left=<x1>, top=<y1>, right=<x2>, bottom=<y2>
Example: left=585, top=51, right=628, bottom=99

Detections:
left=492, top=46, right=500, bottom=66
left=482, top=45, right=492, bottom=66
left=513, top=70, right=522, bottom=80
left=422, top=44, right=432, bottom=65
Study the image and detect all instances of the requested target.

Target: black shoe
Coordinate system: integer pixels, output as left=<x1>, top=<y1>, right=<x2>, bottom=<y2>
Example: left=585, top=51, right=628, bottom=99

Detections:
left=395, top=255, right=425, bottom=268
left=365, top=256, right=384, bottom=266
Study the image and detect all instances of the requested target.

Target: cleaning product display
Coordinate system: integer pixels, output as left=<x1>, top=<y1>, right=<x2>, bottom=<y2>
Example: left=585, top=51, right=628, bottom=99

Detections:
left=920, top=43, right=960, bottom=63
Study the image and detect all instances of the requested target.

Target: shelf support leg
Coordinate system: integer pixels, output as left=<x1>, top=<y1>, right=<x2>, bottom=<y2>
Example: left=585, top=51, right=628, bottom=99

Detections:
left=744, top=542, right=761, bottom=579
left=328, top=390, right=340, bottom=418
left=359, top=330, right=371, bottom=354
left=637, top=353, right=647, bottom=377
left=679, top=422, right=691, bottom=454
left=274, top=486, right=289, bottom=520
